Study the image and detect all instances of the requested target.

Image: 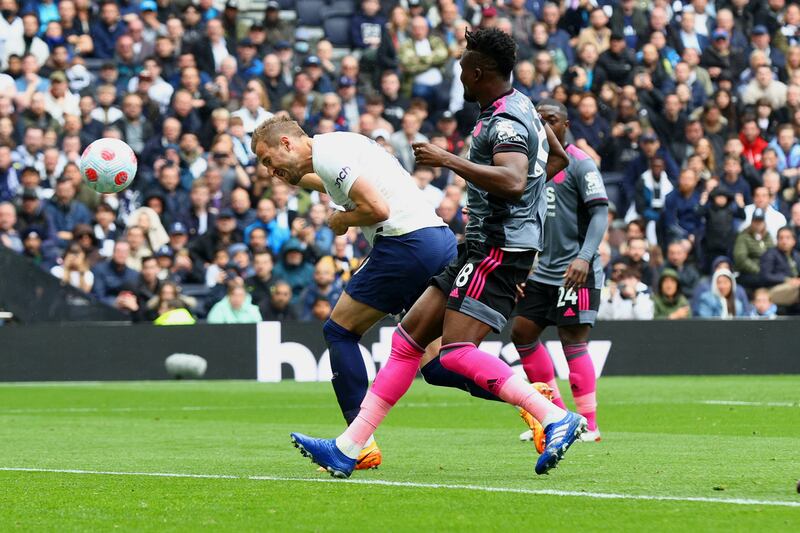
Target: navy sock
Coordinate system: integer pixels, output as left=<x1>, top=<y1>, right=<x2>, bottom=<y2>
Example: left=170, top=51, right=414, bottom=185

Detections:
left=323, top=319, right=368, bottom=424
left=421, top=356, right=502, bottom=402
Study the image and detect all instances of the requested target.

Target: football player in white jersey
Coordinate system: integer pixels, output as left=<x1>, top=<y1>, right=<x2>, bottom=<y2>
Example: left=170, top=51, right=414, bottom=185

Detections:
left=251, top=116, right=458, bottom=470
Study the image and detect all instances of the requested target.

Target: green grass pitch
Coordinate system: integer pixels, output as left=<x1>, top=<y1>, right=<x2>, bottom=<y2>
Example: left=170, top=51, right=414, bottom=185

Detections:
left=1, top=376, right=799, bottom=531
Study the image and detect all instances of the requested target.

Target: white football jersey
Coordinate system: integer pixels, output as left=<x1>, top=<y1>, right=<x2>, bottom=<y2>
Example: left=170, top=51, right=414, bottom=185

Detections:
left=311, top=132, right=445, bottom=244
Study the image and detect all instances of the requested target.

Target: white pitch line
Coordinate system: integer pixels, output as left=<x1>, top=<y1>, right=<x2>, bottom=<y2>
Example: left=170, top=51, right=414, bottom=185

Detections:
left=1, top=467, right=798, bottom=508
left=699, top=400, right=798, bottom=408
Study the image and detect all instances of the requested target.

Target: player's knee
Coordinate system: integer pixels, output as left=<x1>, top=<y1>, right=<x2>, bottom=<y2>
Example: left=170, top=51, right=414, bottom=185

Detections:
left=323, top=319, right=360, bottom=344
left=420, top=358, right=444, bottom=386
left=558, top=326, right=589, bottom=346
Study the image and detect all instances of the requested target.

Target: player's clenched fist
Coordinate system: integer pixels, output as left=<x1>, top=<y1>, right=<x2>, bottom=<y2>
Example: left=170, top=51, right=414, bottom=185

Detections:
left=327, top=210, right=349, bottom=235
left=412, top=142, right=451, bottom=167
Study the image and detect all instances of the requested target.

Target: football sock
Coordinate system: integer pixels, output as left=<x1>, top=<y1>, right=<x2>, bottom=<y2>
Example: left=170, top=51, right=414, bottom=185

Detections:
left=564, top=342, right=597, bottom=431
left=421, top=356, right=502, bottom=402
left=439, top=343, right=566, bottom=427
left=517, top=341, right=566, bottom=409
left=323, top=319, right=367, bottom=425
left=337, top=325, right=422, bottom=457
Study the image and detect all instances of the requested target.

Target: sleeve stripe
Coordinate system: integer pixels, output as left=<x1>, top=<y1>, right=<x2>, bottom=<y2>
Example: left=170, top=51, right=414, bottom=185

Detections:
left=493, top=144, right=528, bottom=155
left=585, top=198, right=609, bottom=206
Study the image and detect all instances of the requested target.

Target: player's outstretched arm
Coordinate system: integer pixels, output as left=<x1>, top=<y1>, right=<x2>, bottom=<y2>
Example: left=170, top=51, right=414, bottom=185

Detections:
left=564, top=203, right=608, bottom=290
left=327, top=177, right=390, bottom=235
left=544, top=122, right=569, bottom=181
left=413, top=142, right=528, bottom=200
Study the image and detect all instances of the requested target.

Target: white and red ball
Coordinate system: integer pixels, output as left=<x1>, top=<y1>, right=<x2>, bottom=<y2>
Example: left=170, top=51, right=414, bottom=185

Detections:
left=79, top=138, right=137, bottom=194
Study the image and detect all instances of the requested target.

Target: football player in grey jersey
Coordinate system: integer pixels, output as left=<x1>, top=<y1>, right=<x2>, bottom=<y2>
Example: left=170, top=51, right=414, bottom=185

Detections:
left=512, top=99, right=609, bottom=444
left=290, top=29, right=585, bottom=479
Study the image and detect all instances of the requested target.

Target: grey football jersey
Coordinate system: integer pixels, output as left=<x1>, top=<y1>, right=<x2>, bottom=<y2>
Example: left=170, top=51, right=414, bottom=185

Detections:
left=465, top=89, right=549, bottom=250
left=532, top=144, right=608, bottom=288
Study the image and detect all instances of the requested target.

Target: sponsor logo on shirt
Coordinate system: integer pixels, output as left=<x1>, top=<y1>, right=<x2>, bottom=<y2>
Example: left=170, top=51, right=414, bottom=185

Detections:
left=495, top=120, right=522, bottom=143
left=335, top=166, right=351, bottom=188
left=584, top=171, right=604, bottom=196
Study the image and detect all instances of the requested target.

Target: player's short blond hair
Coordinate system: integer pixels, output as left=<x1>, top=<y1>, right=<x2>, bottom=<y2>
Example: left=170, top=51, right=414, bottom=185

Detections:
left=251, top=116, right=307, bottom=152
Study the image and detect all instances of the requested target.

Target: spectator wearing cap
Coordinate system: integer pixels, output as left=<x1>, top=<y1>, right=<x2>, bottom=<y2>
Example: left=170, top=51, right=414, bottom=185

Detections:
left=734, top=207, right=774, bottom=289
left=16, top=187, right=55, bottom=243
left=43, top=71, right=79, bottom=126
left=337, top=76, right=366, bottom=131
left=90, top=1, right=127, bottom=59
left=0, top=201, right=23, bottom=253
left=91, top=240, right=140, bottom=311
left=303, top=55, right=334, bottom=94
left=246, top=22, right=269, bottom=57
left=189, top=207, right=243, bottom=266
left=748, top=24, right=786, bottom=72
left=599, top=34, right=636, bottom=87
left=701, top=28, right=744, bottom=84
left=399, top=16, right=448, bottom=102
left=262, top=1, right=293, bottom=44
left=235, top=38, right=263, bottom=81
left=20, top=226, right=56, bottom=270
left=741, top=64, right=788, bottom=109
left=44, top=177, right=91, bottom=245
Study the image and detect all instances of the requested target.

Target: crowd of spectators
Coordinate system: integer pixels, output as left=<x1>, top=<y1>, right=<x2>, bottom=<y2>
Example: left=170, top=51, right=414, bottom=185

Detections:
left=2, top=0, right=800, bottom=323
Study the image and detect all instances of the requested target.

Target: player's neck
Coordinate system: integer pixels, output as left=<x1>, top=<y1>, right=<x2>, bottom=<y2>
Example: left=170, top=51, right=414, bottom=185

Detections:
left=478, top=83, right=513, bottom=109
left=301, top=137, right=315, bottom=175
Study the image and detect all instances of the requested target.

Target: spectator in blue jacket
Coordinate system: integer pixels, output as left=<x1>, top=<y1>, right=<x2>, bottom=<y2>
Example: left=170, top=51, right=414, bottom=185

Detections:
left=91, top=240, right=140, bottom=311
left=768, top=124, right=800, bottom=174
left=90, top=1, right=128, bottom=60
left=299, top=257, right=343, bottom=321
left=44, top=177, right=92, bottom=246
left=273, top=238, right=314, bottom=305
left=696, top=268, right=749, bottom=318
left=244, top=198, right=290, bottom=256
left=663, top=168, right=703, bottom=243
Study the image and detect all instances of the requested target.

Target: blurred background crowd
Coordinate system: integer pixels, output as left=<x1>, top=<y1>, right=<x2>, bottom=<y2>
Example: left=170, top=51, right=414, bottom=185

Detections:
left=2, top=0, right=800, bottom=324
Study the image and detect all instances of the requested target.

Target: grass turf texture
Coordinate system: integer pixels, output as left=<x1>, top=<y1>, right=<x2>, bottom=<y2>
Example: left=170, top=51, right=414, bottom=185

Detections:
left=1, top=377, right=799, bottom=531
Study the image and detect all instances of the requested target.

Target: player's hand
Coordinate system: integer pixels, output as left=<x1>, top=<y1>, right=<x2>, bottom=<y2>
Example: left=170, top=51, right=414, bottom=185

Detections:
left=412, top=142, right=451, bottom=168
left=515, top=282, right=526, bottom=303
left=563, top=258, right=590, bottom=290
left=327, top=210, right=349, bottom=235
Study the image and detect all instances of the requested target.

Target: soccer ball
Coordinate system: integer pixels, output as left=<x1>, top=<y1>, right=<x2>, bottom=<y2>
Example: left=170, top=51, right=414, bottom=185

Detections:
left=79, top=138, right=137, bottom=194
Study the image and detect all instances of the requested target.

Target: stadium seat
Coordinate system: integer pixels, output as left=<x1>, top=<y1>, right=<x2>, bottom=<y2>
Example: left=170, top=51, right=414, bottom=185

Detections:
left=323, top=15, right=352, bottom=47
left=296, top=0, right=325, bottom=27
left=324, top=0, right=355, bottom=15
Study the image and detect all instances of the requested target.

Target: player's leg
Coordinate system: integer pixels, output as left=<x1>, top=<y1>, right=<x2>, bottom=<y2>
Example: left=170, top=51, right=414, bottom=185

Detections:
left=558, top=323, right=600, bottom=440
left=420, top=338, right=504, bottom=402
left=510, top=314, right=566, bottom=409
left=326, top=293, right=386, bottom=424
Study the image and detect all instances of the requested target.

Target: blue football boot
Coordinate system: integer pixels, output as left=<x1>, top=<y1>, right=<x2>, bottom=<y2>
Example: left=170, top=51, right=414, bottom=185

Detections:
left=534, top=412, right=587, bottom=475
left=291, top=433, right=356, bottom=478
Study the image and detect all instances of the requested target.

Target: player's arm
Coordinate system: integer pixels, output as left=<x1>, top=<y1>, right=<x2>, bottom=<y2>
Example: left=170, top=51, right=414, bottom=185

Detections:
left=413, top=143, right=529, bottom=200
left=544, top=122, right=569, bottom=181
left=296, top=173, right=327, bottom=193
left=327, top=177, right=389, bottom=235
left=564, top=203, right=609, bottom=290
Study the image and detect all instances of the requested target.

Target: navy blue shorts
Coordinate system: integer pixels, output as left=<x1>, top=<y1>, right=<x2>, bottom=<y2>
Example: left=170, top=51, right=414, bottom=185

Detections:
left=345, top=226, right=457, bottom=315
